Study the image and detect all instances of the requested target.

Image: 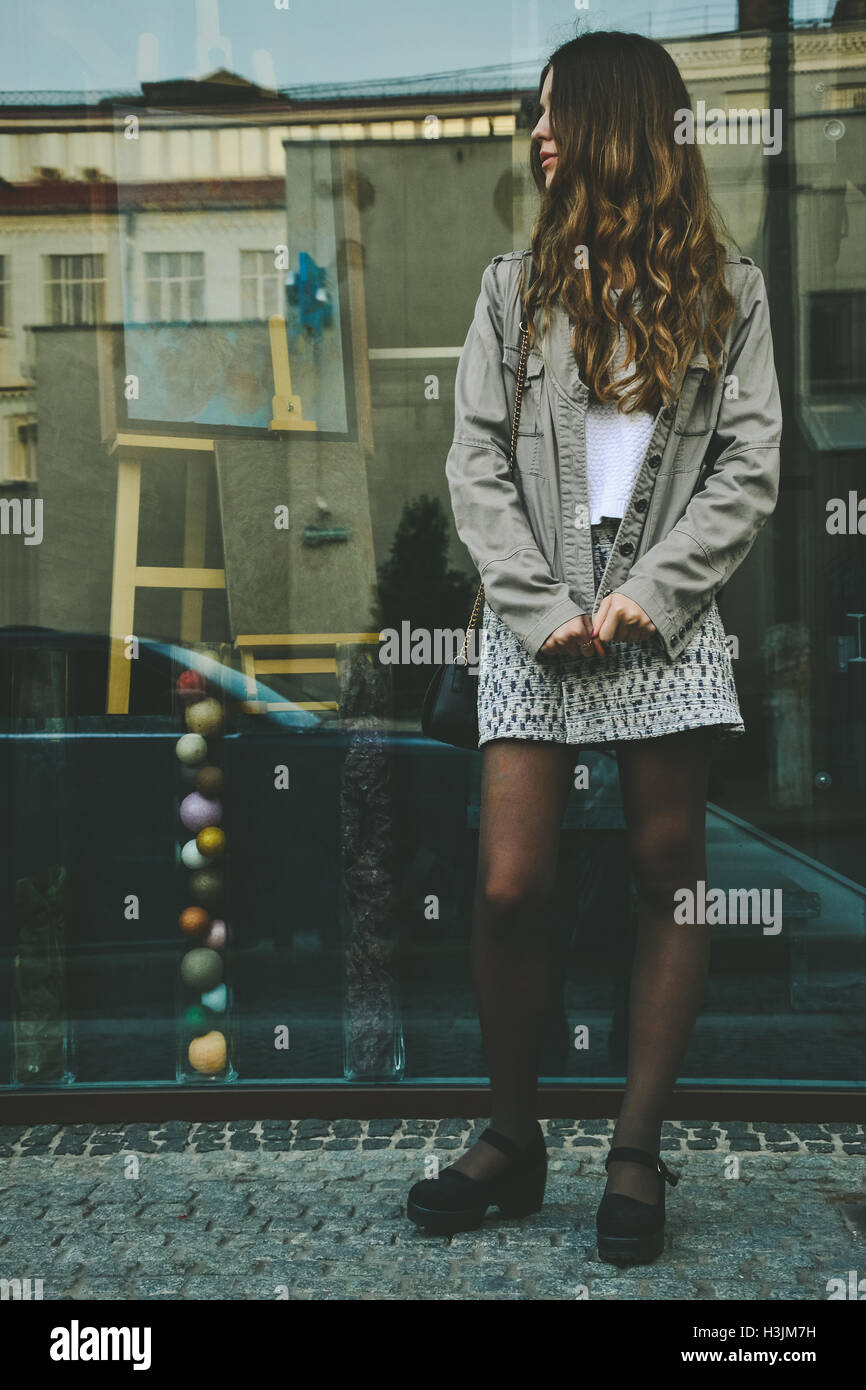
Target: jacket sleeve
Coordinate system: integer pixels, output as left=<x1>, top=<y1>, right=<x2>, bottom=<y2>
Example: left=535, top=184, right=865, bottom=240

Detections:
left=613, top=265, right=782, bottom=661
left=445, top=258, right=587, bottom=660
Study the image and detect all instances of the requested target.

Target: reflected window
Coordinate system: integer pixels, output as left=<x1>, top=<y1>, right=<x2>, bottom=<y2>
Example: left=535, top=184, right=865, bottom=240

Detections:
left=1, top=417, right=37, bottom=484
left=0, top=254, right=8, bottom=328
left=809, top=290, right=866, bottom=393
left=144, top=250, right=205, bottom=323
left=43, top=253, right=105, bottom=325
left=240, top=250, right=282, bottom=320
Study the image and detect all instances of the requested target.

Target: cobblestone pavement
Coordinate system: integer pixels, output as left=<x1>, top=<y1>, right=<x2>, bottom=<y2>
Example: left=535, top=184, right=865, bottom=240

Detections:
left=1, top=1119, right=864, bottom=1300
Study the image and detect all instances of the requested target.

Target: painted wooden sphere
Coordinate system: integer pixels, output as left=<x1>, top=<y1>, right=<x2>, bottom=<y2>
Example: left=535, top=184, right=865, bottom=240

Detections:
left=188, top=1030, right=226, bottom=1074
left=203, top=918, right=227, bottom=950
left=177, top=670, right=207, bottom=700
left=180, top=946, right=223, bottom=991
left=179, top=906, right=210, bottom=940
left=188, top=868, right=223, bottom=912
left=181, top=839, right=208, bottom=870
left=184, top=1003, right=216, bottom=1035
left=196, top=826, right=225, bottom=859
left=201, top=983, right=228, bottom=1013
left=185, top=698, right=223, bottom=737
left=195, top=765, right=224, bottom=798
left=176, top=733, right=207, bottom=765
left=179, top=793, right=222, bottom=834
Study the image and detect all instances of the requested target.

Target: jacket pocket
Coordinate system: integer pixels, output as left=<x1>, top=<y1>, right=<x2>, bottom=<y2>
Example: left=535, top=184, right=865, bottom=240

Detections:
left=502, top=343, right=545, bottom=438
left=513, top=469, right=558, bottom=571
left=674, top=366, right=720, bottom=437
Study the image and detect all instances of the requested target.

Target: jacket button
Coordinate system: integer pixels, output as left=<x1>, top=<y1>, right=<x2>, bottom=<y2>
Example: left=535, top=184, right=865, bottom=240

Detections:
left=671, top=634, right=679, bottom=645
left=648, top=454, right=661, bottom=469
left=620, top=541, right=634, bottom=556
left=678, top=626, right=685, bottom=637
left=635, top=497, right=648, bottom=513
left=685, top=619, right=692, bottom=629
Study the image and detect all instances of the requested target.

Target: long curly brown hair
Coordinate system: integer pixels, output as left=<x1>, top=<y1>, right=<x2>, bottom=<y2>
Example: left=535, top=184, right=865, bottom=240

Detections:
left=522, top=31, right=738, bottom=415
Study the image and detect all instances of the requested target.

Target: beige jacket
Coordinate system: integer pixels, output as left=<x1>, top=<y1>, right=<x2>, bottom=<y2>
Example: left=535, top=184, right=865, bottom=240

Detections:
left=445, top=249, right=782, bottom=661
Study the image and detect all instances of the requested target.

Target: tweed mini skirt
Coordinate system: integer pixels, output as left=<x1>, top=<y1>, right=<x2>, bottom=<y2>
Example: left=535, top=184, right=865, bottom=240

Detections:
left=476, top=517, right=745, bottom=750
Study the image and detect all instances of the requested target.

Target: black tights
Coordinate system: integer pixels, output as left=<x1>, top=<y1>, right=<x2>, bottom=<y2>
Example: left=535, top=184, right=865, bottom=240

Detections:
left=452, top=730, right=714, bottom=1205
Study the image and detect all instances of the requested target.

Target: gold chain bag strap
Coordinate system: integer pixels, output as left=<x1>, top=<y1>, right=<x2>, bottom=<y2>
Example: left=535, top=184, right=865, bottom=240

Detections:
left=420, top=312, right=531, bottom=749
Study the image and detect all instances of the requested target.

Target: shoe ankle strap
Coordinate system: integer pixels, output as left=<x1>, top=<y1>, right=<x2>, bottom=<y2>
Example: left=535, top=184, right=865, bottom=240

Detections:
left=478, top=1124, right=540, bottom=1159
left=606, top=1145, right=679, bottom=1187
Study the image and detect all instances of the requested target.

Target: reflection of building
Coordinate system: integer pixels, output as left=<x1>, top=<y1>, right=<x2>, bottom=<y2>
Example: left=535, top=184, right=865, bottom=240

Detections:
left=0, top=25, right=863, bottom=783
left=0, top=17, right=864, bottom=1105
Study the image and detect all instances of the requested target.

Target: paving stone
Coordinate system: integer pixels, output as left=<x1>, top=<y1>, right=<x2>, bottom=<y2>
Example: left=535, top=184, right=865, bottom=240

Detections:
left=367, top=1120, right=401, bottom=1138
left=332, top=1120, right=362, bottom=1137
left=435, top=1120, right=469, bottom=1136
left=20, top=1125, right=62, bottom=1149
left=53, top=1131, right=92, bottom=1156
left=0, top=1126, right=28, bottom=1144
left=3, top=1118, right=858, bottom=1301
left=295, top=1120, right=330, bottom=1139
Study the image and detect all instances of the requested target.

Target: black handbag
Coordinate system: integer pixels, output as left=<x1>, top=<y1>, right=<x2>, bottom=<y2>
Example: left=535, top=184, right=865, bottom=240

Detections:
left=421, top=311, right=531, bottom=749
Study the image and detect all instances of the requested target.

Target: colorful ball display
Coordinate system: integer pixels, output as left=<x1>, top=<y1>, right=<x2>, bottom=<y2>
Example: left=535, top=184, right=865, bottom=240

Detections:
left=184, top=1003, right=217, bottom=1035
left=196, top=826, right=225, bottom=859
left=188, top=867, right=223, bottom=912
left=188, top=1030, right=226, bottom=1074
left=177, top=681, right=230, bottom=1078
left=179, top=793, right=222, bottom=834
left=195, top=765, right=224, bottom=798
left=179, top=906, right=210, bottom=940
left=180, top=947, right=223, bottom=992
left=201, top=983, right=228, bottom=1013
left=203, top=918, right=227, bottom=950
left=177, top=670, right=207, bottom=700
left=176, top=733, right=208, bottom=766
left=181, top=838, right=208, bottom=870
left=185, top=698, right=223, bottom=738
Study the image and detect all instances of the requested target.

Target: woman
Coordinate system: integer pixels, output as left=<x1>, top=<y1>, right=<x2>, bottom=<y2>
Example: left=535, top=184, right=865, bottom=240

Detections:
left=407, top=31, right=782, bottom=1264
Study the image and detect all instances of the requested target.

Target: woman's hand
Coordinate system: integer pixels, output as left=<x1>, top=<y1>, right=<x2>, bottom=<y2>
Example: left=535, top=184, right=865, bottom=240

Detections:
left=538, top=613, right=605, bottom=660
left=591, top=592, right=657, bottom=645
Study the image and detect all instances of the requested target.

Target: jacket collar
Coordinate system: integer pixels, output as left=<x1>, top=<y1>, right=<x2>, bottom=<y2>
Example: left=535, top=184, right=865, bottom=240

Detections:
left=538, top=299, right=709, bottom=404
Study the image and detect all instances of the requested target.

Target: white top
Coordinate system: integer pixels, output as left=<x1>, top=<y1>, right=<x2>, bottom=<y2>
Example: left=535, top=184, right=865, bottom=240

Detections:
left=585, top=301, right=656, bottom=525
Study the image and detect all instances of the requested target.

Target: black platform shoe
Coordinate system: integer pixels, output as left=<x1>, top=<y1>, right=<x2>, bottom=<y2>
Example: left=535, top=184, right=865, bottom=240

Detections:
left=406, top=1125, right=548, bottom=1235
left=595, top=1145, right=680, bottom=1265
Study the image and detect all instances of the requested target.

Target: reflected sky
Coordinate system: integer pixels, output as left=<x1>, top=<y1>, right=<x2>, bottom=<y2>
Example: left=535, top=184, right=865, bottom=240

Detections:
left=0, top=0, right=834, bottom=97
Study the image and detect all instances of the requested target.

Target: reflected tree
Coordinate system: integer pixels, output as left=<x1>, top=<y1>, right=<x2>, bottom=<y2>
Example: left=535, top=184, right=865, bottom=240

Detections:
left=372, top=495, right=476, bottom=720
